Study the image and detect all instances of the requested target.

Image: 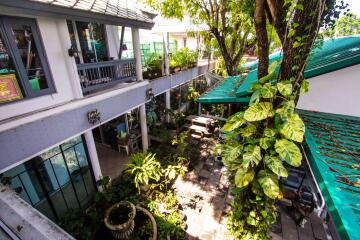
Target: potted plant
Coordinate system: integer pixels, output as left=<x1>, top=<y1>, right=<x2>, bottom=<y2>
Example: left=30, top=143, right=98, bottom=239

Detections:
left=104, top=201, right=136, bottom=239
left=116, top=131, right=129, bottom=146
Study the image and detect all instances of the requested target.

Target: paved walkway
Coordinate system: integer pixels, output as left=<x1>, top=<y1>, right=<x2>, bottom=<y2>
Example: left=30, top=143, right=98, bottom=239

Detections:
left=173, top=137, right=329, bottom=240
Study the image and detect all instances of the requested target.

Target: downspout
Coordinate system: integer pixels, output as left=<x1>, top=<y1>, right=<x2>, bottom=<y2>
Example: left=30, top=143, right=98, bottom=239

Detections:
left=301, top=144, right=326, bottom=217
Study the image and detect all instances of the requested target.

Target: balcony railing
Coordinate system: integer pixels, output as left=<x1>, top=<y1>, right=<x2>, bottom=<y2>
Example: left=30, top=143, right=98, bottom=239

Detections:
left=77, top=59, right=136, bottom=94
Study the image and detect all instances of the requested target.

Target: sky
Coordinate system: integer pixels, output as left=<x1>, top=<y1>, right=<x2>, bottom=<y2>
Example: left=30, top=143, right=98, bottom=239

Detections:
left=343, top=0, right=360, bottom=15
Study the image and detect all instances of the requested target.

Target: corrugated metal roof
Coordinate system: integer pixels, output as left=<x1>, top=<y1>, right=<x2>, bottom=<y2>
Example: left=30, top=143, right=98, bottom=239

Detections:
left=31, top=0, right=153, bottom=23
left=299, top=109, right=360, bottom=240
left=236, top=36, right=360, bottom=97
left=198, top=75, right=250, bottom=104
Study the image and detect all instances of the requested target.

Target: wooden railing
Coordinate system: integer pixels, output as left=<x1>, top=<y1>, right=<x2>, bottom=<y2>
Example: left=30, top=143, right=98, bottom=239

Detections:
left=77, top=59, right=136, bottom=94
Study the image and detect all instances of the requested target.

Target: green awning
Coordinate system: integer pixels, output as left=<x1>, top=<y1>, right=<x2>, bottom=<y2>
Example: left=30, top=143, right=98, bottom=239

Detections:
left=198, top=75, right=250, bottom=104
left=299, top=110, right=360, bottom=240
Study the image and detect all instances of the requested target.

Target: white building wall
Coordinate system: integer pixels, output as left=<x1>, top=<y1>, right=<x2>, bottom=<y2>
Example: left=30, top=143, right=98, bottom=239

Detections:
left=297, top=64, right=360, bottom=117
left=0, top=17, right=78, bottom=121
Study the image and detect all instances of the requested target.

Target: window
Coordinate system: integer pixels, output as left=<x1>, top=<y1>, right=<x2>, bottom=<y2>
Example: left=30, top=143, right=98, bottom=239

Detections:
left=0, top=16, right=54, bottom=104
left=66, top=20, right=108, bottom=64
left=1, top=135, right=96, bottom=221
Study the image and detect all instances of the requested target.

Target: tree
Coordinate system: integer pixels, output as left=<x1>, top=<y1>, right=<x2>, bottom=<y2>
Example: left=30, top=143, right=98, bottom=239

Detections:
left=222, top=0, right=347, bottom=239
left=143, top=0, right=255, bottom=76
left=323, top=12, right=360, bottom=37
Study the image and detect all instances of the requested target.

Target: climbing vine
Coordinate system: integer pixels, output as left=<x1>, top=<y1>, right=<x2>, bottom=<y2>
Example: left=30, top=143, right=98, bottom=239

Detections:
left=220, top=0, right=345, bottom=239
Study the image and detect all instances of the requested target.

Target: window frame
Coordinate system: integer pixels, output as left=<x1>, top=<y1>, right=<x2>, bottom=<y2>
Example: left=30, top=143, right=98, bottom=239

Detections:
left=0, top=16, right=55, bottom=102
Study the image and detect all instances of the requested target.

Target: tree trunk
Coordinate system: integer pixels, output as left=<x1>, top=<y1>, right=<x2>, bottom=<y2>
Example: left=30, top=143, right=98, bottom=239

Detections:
left=254, top=0, right=269, bottom=78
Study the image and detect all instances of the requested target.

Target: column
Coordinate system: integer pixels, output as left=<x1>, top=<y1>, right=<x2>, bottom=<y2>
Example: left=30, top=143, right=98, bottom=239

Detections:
left=165, top=90, right=171, bottom=123
left=84, top=131, right=102, bottom=181
left=131, top=28, right=143, bottom=81
left=139, top=104, right=149, bottom=152
left=163, top=32, right=170, bottom=76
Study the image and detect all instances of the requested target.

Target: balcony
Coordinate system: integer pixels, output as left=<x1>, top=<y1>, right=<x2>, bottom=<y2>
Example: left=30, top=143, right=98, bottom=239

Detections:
left=77, top=59, right=136, bottom=94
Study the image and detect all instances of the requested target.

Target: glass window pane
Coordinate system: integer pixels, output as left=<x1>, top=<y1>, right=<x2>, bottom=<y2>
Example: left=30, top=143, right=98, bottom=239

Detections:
left=75, top=143, right=88, bottom=168
left=39, top=146, right=61, bottom=160
left=49, top=189, right=68, bottom=218
left=9, top=176, right=31, bottom=204
left=76, top=22, right=108, bottom=63
left=9, top=22, right=49, bottom=92
left=64, top=148, right=79, bottom=174
left=18, top=171, right=42, bottom=204
left=0, top=32, right=24, bottom=103
left=50, top=154, right=70, bottom=187
left=61, top=135, right=82, bottom=150
left=35, top=200, right=56, bottom=221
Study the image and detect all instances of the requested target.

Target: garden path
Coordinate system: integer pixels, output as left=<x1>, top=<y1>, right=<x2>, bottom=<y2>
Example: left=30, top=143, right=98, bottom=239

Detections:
left=173, top=137, right=330, bottom=240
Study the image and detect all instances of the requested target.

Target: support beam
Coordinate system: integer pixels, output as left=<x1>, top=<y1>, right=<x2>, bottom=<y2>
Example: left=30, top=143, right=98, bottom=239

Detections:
left=84, top=131, right=102, bottom=181
left=139, top=104, right=148, bottom=151
left=165, top=90, right=171, bottom=123
left=163, top=32, right=170, bottom=76
left=131, top=28, right=143, bottom=81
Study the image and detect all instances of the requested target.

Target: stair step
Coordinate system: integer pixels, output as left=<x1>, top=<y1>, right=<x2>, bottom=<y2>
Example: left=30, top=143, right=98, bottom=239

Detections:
left=184, top=124, right=209, bottom=133
left=186, top=115, right=214, bottom=126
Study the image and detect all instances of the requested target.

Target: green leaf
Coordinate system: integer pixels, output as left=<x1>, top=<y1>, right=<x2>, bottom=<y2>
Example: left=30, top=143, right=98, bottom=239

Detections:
left=235, top=168, right=255, bottom=188
left=295, top=4, right=304, bottom=10
left=222, top=112, right=245, bottom=132
left=246, top=215, right=257, bottom=226
left=288, top=29, right=295, bottom=38
left=264, top=155, right=288, bottom=177
left=280, top=113, right=305, bottom=142
left=244, top=102, right=274, bottom=122
left=300, top=80, right=309, bottom=94
left=239, top=124, right=257, bottom=137
left=250, top=82, right=262, bottom=91
left=257, top=170, right=280, bottom=199
left=221, top=142, right=243, bottom=171
left=249, top=89, right=261, bottom=105
left=264, top=128, right=276, bottom=137
left=277, top=82, right=292, bottom=97
left=260, top=137, right=275, bottom=150
left=275, top=139, right=302, bottom=167
left=242, top=145, right=262, bottom=169
left=251, top=179, right=264, bottom=196
left=293, top=41, right=301, bottom=48
left=276, top=100, right=295, bottom=120
left=293, top=23, right=300, bottom=28
left=260, top=83, right=277, bottom=98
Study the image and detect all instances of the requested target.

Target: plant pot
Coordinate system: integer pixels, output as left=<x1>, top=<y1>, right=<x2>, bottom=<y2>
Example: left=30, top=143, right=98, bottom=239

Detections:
left=104, top=201, right=136, bottom=239
left=135, top=205, right=157, bottom=240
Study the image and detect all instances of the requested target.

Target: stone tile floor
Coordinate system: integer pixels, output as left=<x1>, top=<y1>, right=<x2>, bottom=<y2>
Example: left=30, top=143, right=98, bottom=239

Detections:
left=173, top=137, right=329, bottom=240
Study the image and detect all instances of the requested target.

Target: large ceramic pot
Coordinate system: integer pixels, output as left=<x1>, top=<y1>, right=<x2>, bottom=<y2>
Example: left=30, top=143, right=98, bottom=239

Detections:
left=104, top=201, right=136, bottom=239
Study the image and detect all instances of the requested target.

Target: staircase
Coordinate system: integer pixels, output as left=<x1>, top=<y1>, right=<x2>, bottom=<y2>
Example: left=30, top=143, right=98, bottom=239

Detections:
left=184, top=115, right=214, bottom=139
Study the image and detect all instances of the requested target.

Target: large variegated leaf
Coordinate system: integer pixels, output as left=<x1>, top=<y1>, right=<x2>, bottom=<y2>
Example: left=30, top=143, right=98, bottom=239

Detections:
left=264, top=155, right=288, bottom=177
left=276, top=100, right=295, bottom=120
left=242, top=146, right=262, bottom=169
left=280, top=113, right=305, bottom=142
left=249, top=90, right=261, bottom=105
left=235, top=168, right=255, bottom=188
left=221, top=142, right=243, bottom=171
left=257, top=170, right=280, bottom=199
left=277, top=82, right=292, bottom=97
left=300, top=80, right=309, bottom=94
left=239, top=124, right=257, bottom=137
left=260, top=83, right=277, bottom=98
left=274, top=139, right=302, bottom=167
left=244, top=102, right=274, bottom=122
left=264, top=128, right=277, bottom=137
left=260, top=137, right=275, bottom=150
left=222, top=112, right=245, bottom=132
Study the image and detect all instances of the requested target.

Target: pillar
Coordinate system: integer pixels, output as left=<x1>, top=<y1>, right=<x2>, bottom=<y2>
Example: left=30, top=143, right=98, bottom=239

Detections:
left=84, top=131, right=102, bottom=181
left=131, top=28, right=143, bottom=81
left=165, top=90, right=171, bottom=123
left=139, top=104, right=149, bottom=152
left=163, top=32, right=170, bottom=76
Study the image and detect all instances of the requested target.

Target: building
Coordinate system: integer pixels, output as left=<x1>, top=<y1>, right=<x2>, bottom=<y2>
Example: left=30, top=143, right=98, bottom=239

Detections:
left=0, top=0, right=215, bottom=238
left=198, top=36, right=360, bottom=240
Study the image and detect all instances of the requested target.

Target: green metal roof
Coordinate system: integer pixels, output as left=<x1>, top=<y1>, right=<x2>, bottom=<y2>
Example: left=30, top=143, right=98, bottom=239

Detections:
left=198, top=75, right=250, bottom=104
left=299, top=109, right=360, bottom=240
left=236, top=36, right=360, bottom=97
